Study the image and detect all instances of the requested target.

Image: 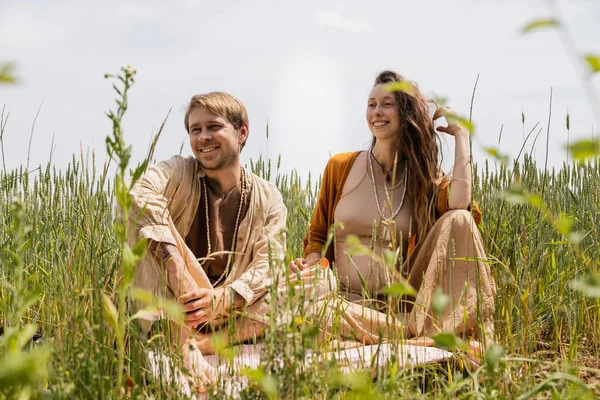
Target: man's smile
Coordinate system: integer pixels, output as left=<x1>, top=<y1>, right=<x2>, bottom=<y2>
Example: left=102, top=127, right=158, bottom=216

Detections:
left=199, top=146, right=220, bottom=153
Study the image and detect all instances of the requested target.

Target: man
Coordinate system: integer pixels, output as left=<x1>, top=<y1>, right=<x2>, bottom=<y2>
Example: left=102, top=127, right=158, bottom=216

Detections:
left=129, top=92, right=287, bottom=388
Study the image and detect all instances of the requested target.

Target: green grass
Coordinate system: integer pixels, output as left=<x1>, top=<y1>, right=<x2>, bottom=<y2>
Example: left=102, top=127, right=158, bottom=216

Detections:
left=1, top=71, right=599, bottom=399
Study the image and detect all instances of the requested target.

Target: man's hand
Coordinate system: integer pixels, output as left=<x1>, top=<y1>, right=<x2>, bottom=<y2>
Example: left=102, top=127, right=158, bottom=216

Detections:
left=179, top=287, right=229, bottom=328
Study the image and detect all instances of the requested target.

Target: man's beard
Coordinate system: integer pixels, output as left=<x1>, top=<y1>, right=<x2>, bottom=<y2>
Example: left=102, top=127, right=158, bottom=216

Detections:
left=197, top=146, right=238, bottom=171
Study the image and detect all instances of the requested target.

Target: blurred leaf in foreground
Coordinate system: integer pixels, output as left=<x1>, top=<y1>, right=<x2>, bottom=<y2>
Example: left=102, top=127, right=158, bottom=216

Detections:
left=0, top=346, right=51, bottom=390
left=241, top=367, right=279, bottom=400
left=344, top=235, right=371, bottom=257
left=432, top=332, right=466, bottom=351
left=483, top=147, right=509, bottom=165
left=566, top=139, right=600, bottom=162
left=385, top=81, right=415, bottom=94
left=570, top=275, right=600, bottom=298
left=553, top=214, right=574, bottom=237
left=101, top=293, right=119, bottom=332
left=583, top=54, right=600, bottom=74
left=431, top=288, right=450, bottom=318
left=432, top=107, right=475, bottom=135
left=498, top=185, right=543, bottom=208
left=381, top=280, right=417, bottom=298
left=521, top=18, right=560, bottom=34
left=431, top=93, right=448, bottom=107
left=0, top=62, right=18, bottom=84
left=486, top=343, right=505, bottom=373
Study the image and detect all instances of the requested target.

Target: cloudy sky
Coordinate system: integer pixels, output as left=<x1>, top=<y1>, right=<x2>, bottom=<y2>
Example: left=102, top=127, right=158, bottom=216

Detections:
left=1, top=0, right=599, bottom=180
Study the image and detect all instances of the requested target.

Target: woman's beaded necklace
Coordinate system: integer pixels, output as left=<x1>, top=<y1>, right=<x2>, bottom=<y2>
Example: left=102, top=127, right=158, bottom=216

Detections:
left=368, top=148, right=408, bottom=220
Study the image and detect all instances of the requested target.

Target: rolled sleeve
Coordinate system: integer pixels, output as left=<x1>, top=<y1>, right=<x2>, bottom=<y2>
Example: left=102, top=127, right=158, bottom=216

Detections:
left=138, top=225, right=177, bottom=246
left=303, top=159, right=333, bottom=257
left=437, top=179, right=482, bottom=225
left=233, top=188, right=287, bottom=305
left=129, top=155, right=188, bottom=244
left=229, top=281, right=254, bottom=305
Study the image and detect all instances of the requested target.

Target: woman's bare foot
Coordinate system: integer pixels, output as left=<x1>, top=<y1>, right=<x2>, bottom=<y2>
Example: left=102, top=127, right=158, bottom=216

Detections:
left=402, top=336, right=436, bottom=347
left=463, top=339, right=484, bottom=371
left=182, top=341, right=216, bottom=392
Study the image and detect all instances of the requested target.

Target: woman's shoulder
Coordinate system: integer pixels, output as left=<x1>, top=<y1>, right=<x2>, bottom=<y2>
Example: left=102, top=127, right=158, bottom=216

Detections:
left=326, top=151, right=362, bottom=170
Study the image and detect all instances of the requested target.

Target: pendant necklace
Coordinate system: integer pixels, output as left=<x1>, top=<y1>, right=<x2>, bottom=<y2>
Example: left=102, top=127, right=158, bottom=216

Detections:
left=370, top=151, right=396, bottom=182
left=368, top=148, right=408, bottom=220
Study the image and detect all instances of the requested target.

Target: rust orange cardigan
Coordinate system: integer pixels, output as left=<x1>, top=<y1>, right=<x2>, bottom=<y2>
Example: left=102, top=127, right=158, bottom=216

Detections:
left=302, top=151, right=482, bottom=264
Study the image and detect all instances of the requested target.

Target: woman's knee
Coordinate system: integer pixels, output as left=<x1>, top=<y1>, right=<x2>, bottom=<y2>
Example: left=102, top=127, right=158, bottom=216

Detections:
left=445, top=209, right=474, bottom=227
left=440, top=209, right=479, bottom=239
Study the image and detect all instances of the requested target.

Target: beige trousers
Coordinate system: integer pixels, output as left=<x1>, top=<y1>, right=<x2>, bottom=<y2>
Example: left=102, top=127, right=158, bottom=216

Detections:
left=154, top=209, right=495, bottom=350
left=242, top=209, right=496, bottom=347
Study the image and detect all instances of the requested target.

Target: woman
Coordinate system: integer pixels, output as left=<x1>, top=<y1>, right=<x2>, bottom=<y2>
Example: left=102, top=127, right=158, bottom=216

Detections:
left=290, top=70, right=496, bottom=350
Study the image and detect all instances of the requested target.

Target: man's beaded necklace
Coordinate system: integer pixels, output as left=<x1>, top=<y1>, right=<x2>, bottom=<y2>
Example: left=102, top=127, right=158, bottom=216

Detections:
left=200, top=166, right=246, bottom=285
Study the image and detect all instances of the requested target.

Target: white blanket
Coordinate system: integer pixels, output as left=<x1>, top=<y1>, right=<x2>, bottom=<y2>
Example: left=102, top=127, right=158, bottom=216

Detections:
left=148, top=343, right=453, bottom=399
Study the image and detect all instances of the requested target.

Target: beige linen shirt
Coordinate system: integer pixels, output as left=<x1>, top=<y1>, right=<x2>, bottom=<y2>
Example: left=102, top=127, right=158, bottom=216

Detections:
left=128, top=155, right=287, bottom=317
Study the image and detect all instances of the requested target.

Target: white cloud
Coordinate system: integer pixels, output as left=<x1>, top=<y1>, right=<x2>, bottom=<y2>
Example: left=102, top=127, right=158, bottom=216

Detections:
left=269, top=44, right=347, bottom=176
left=0, top=6, right=68, bottom=49
left=115, top=4, right=162, bottom=22
left=312, top=10, right=375, bottom=33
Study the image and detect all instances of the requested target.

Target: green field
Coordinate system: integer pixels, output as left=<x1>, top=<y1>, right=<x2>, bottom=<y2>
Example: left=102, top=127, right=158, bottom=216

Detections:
left=1, top=68, right=600, bottom=399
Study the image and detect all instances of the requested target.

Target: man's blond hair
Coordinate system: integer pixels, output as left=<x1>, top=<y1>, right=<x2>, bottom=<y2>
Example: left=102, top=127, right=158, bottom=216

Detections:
left=184, top=92, right=249, bottom=150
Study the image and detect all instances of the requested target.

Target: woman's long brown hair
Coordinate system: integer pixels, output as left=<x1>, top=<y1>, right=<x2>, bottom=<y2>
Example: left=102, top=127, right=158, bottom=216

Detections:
left=371, top=70, right=444, bottom=241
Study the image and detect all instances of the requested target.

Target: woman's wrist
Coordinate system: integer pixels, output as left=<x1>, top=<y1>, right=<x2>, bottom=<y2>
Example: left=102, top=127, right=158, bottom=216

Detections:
left=306, top=252, right=321, bottom=263
left=454, top=130, right=470, bottom=143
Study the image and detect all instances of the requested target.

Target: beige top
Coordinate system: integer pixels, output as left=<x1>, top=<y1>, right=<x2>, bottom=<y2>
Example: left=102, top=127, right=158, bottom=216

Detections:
left=334, top=151, right=415, bottom=296
left=128, top=155, right=287, bottom=324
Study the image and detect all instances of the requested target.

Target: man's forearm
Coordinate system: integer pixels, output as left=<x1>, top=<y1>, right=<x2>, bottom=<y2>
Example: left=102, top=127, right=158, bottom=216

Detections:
left=148, top=240, right=199, bottom=298
left=148, top=240, right=180, bottom=264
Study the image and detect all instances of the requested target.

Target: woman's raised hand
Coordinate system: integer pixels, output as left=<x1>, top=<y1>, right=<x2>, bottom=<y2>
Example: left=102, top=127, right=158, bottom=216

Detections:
left=433, top=106, right=469, bottom=138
